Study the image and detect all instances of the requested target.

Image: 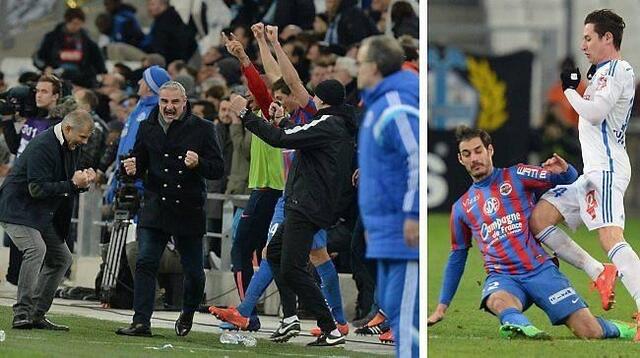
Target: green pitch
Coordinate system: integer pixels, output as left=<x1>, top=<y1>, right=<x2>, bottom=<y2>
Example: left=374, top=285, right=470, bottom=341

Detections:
left=428, top=213, right=640, bottom=357
left=0, top=305, right=372, bottom=358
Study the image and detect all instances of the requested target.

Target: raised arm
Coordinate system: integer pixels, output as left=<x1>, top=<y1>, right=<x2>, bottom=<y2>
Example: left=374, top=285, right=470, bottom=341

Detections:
left=265, top=25, right=310, bottom=108
left=222, top=32, right=273, bottom=118
left=251, top=23, right=282, bottom=83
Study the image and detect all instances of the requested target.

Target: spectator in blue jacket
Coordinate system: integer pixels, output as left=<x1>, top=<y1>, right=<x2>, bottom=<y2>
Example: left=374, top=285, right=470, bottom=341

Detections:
left=356, top=35, right=419, bottom=357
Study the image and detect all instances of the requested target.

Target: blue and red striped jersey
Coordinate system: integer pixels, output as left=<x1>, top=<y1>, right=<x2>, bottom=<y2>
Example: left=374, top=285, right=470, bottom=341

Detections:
left=449, top=164, right=575, bottom=275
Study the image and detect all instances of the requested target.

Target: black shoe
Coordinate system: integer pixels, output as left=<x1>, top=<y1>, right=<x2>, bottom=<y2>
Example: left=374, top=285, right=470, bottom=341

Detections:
left=175, top=312, right=194, bottom=336
left=270, top=319, right=300, bottom=343
left=12, top=314, right=32, bottom=329
left=115, top=323, right=152, bottom=337
left=32, top=318, right=69, bottom=331
left=307, top=331, right=346, bottom=347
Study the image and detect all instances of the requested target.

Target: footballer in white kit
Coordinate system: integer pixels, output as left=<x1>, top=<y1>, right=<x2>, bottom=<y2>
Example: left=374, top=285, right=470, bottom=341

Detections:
left=530, top=9, right=640, bottom=342
left=541, top=58, right=634, bottom=231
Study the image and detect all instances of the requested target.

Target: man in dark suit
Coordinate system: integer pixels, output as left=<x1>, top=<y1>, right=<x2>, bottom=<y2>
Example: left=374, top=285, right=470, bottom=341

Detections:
left=0, top=110, right=96, bottom=330
left=115, top=81, right=224, bottom=337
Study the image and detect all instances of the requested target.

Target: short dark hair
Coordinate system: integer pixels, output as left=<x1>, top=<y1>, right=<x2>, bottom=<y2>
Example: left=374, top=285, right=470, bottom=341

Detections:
left=205, top=84, right=227, bottom=100
left=38, top=74, right=63, bottom=95
left=362, top=35, right=405, bottom=76
left=584, top=9, right=625, bottom=50
left=64, top=7, right=86, bottom=23
left=455, top=125, right=492, bottom=150
left=192, top=100, right=216, bottom=121
left=271, top=78, right=291, bottom=95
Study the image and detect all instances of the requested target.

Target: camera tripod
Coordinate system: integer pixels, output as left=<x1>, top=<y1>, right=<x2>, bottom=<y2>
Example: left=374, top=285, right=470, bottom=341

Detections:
left=100, top=209, right=134, bottom=308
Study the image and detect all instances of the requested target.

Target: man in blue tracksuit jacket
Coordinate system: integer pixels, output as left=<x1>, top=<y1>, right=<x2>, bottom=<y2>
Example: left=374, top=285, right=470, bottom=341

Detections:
left=105, top=65, right=170, bottom=205
left=356, top=36, right=419, bottom=358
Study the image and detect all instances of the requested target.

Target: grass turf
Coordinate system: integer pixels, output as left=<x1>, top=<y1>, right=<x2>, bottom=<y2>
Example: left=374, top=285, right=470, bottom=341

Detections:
left=428, top=213, right=640, bottom=357
left=0, top=305, right=376, bottom=357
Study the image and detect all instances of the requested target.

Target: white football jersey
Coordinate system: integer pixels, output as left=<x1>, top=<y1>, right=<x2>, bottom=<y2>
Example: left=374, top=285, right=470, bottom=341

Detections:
left=578, top=59, right=634, bottom=178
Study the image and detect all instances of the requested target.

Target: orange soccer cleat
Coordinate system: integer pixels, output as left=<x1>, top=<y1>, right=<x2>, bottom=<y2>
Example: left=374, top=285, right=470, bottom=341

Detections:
left=379, top=330, right=394, bottom=344
left=354, top=311, right=389, bottom=335
left=209, top=306, right=249, bottom=330
left=310, top=322, right=349, bottom=337
left=591, top=263, right=618, bottom=311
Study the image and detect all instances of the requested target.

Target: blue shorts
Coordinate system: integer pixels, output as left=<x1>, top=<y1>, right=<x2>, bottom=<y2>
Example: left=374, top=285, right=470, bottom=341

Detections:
left=266, top=196, right=326, bottom=250
left=480, top=261, right=587, bottom=325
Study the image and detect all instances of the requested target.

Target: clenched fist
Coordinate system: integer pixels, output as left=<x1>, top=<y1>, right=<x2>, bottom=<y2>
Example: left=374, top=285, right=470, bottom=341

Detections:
left=123, top=157, right=136, bottom=176
left=265, top=25, right=279, bottom=43
left=185, top=150, right=199, bottom=169
left=72, top=170, right=90, bottom=189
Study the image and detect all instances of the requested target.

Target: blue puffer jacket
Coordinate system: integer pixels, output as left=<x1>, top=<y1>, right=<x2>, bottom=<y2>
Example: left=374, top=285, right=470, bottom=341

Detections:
left=105, top=95, right=158, bottom=204
left=358, top=70, right=419, bottom=260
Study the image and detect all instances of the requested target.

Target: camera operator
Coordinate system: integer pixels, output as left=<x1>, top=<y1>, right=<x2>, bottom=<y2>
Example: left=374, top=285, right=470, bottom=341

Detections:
left=1, top=74, right=63, bottom=291
left=1, top=75, right=62, bottom=157
left=0, top=109, right=96, bottom=330
left=115, top=81, right=224, bottom=337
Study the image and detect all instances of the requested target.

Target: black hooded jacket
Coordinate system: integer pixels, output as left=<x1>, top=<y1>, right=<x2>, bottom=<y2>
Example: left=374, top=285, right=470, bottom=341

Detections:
left=242, top=104, right=356, bottom=229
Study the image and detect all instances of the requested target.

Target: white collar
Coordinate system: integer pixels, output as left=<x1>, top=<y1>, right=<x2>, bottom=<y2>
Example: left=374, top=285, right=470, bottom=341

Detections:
left=53, top=123, right=65, bottom=146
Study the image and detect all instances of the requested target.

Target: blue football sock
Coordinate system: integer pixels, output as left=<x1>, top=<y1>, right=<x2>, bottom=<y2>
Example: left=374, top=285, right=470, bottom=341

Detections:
left=316, top=260, right=346, bottom=324
left=596, top=317, right=620, bottom=338
left=498, top=308, right=532, bottom=326
left=237, top=259, right=273, bottom=317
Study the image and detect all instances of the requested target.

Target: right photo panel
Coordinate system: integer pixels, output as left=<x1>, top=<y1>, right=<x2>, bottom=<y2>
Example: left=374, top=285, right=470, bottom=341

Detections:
left=428, top=0, right=640, bottom=356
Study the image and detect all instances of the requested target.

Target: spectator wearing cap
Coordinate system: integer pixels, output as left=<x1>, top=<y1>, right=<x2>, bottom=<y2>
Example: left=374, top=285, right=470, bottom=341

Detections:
left=34, top=7, right=107, bottom=88
left=103, top=65, right=171, bottom=204
left=332, top=56, right=360, bottom=106
left=229, top=78, right=357, bottom=345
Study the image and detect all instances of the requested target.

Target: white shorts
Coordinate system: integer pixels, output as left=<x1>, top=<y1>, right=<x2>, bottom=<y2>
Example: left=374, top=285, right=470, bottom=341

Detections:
left=540, top=171, right=628, bottom=231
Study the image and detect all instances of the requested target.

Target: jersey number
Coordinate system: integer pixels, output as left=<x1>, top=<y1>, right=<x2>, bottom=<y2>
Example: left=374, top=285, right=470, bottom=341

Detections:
left=550, top=188, right=567, bottom=197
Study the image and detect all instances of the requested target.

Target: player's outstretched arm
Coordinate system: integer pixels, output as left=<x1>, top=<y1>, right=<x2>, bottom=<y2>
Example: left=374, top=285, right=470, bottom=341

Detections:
left=430, top=248, right=469, bottom=327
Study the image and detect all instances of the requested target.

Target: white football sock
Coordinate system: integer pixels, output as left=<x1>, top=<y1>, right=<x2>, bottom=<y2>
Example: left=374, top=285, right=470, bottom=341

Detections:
left=608, top=241, right=640, bottom=311
left=536, top=225, right=604, bottom=280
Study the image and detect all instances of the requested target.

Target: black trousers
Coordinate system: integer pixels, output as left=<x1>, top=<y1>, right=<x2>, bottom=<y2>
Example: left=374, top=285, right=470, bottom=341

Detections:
left=350, top=216, right=377, bottom=319
left=132, top=227, right=204, bottom=326
left=267, top=208, right=336, bottom=333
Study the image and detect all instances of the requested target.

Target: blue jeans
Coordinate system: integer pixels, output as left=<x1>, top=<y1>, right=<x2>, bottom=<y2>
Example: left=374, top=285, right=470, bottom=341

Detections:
left=132, top=227, right=204, bottom=326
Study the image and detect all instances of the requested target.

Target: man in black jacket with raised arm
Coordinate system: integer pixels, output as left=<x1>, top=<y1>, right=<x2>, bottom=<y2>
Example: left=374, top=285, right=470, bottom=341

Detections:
left=230, top=79, right=356, bottom=346
left=115, top=81, right=224, bottom=337
left=0, top=109, right=96, bottom=331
